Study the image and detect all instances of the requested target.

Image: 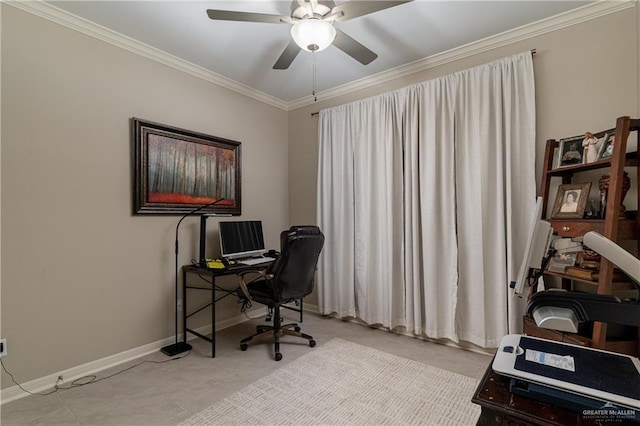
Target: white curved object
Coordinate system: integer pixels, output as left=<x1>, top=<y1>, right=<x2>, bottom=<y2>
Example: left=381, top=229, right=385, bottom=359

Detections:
left=290, top=19, right=336, bottom=52
left=583, top=231, right=640, bottom=284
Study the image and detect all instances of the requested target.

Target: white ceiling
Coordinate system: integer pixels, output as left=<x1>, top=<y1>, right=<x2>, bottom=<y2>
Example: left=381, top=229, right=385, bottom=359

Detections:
left=34, top=1, right=599, bottom=107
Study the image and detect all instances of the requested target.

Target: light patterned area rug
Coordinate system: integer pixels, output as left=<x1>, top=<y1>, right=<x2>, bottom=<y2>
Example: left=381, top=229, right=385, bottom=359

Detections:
left=180, top=338, right=481, bottom=425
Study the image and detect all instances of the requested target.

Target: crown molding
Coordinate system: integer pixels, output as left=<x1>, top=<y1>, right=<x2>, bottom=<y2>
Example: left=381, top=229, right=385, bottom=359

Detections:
left=5, top=0, right=289, bottom=111
left=288, top=0, right=637, bottom=110
left=6, top=0, right=636, bottom=112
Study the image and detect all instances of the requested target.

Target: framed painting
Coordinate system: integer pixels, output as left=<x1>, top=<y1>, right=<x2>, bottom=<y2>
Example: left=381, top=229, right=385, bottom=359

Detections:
left=133, top=118, right=241, bottom=214
left=551, top=183, right=591, bottom=219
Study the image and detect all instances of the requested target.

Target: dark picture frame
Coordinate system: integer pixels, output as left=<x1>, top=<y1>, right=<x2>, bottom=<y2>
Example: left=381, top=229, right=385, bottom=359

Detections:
left=551, top=183, right=591, bottom=219
left=558, top=136, right=585, bottom=167
left=133, top=118, right=241, bottom=214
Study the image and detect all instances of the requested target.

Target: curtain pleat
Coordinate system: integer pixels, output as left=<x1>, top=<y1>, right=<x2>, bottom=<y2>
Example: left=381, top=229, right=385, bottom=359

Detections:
left=317, top=99, right=405, bottom=327
left=402, top=80, right=459, bottom=340
left=317, top=52, right=536, bottom=347
left=317, top=105, right=357, bottom=319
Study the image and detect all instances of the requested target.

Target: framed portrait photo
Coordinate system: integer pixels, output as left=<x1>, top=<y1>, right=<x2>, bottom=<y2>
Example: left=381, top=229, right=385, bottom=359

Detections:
left=551, top=183, right=592, bottom=219
left=558, top=136, right=585, bottom=167
left=133, top=118, right=242, bottom=215
left=598, top=131, right=616, bottom=160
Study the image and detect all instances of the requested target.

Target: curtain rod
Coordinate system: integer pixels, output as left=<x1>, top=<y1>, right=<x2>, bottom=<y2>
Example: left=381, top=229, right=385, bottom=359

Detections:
left=310, top=49, right=536, bottom=117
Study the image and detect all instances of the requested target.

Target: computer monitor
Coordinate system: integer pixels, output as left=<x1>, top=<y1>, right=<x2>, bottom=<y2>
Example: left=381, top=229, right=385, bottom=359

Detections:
left=219, top=220, right=266, bottom=259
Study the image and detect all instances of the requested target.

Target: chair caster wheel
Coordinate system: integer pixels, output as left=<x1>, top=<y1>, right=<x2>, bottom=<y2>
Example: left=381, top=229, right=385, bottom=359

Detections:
left=240, top=343, right=248, bottom=351
left=275, top=352, right=283, bottom=361
left=294, top=326, right=301, bottom=332
left=309, top=340, right=316, bottom=347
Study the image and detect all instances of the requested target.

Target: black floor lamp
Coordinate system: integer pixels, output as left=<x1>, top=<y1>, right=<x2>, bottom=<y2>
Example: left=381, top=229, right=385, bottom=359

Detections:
left=161, top=198, right=225, bottom=357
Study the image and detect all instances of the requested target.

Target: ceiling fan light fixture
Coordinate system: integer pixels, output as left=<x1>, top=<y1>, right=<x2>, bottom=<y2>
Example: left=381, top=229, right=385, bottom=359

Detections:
left=290, top=18, right=336, bottom=52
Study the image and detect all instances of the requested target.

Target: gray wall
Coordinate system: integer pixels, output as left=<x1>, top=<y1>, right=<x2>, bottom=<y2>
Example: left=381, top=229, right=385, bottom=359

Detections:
left=1, top=5, right=288, bottom=387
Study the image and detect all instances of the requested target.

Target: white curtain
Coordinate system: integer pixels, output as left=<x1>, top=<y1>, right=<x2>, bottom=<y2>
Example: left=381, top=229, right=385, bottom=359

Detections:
left=402, top=79, right=459, bottom=341
left=453, top=55, right=537, bottom=346
left=317, top=97, right=405, bottom=327
left=317, top=52, right=536, bottom=347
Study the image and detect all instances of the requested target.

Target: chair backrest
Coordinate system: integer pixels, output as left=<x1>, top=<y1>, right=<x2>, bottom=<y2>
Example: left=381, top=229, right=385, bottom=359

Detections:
left=270, top=226, right=325, bottom=302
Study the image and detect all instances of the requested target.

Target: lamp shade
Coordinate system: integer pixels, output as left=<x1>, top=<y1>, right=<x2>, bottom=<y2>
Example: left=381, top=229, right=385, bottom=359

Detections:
left=290, top=19, right=336, bottom=52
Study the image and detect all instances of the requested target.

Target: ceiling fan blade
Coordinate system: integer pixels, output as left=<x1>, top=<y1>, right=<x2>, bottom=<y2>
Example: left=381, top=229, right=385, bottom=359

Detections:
left=330, top=1, right=412, bottom=22
left=273, top=40, right=302, bottom=70
left=308, top=0, right=318, bottom=16
left=206, top=9, right=292, bottom=24
left=332, top=29, right=377, bottom=65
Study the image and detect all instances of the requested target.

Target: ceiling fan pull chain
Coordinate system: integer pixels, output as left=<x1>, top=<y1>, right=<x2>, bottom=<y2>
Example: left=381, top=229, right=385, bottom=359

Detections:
left=312, top=52, right=317, bottom=102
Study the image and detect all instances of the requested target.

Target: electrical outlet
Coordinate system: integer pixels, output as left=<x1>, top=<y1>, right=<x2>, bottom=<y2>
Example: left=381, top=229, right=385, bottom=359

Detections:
left=177, top=299, right=183, bottom=312
left=0, top=338, right=7, bottom=357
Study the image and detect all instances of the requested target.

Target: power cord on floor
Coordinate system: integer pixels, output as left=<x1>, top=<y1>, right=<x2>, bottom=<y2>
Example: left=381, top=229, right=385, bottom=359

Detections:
left=0, top=349, right=190, bottom=397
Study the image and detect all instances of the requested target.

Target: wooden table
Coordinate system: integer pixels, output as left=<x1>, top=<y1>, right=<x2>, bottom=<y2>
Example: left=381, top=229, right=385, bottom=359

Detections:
left=471, top=361, right=637, bottom=425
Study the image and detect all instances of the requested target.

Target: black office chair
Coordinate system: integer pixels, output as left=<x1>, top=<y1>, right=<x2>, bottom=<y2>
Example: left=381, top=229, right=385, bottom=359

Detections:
left=236, top=226, right=324, bottom=361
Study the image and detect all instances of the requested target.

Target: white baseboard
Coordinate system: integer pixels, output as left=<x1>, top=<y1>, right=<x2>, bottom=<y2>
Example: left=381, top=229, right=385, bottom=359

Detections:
left=0, top=308, right=269, bottom=405
left=302, top=303, right=319, bottom=314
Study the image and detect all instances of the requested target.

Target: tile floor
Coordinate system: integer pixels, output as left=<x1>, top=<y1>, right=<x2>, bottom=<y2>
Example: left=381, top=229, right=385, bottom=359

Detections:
left=1, top=313, right=493, bottom=425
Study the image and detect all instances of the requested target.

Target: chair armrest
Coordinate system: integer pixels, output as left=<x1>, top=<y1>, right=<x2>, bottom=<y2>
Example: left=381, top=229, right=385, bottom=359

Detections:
left=236, top=269, right=273, bottom=300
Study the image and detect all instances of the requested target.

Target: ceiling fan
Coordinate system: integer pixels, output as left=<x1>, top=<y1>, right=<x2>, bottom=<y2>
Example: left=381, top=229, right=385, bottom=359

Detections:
left=206, top=0, right=412, bottom=70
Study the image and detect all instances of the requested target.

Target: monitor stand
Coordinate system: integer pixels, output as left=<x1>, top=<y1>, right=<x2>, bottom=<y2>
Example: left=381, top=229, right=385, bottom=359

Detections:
left=198, top=215, right=209, bottom=268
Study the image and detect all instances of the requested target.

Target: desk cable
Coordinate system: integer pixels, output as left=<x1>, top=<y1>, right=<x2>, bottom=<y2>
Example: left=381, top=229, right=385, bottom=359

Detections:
left=0, top=350, right=190, bottom=397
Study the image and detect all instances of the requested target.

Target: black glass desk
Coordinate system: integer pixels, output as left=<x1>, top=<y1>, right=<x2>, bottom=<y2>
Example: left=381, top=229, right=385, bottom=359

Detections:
left=181, top=263, right=303, bottom=358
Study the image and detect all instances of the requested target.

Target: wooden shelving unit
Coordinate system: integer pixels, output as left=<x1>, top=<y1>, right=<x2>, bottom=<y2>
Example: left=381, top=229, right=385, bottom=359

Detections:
left=528, top=116, right=640, bottom=356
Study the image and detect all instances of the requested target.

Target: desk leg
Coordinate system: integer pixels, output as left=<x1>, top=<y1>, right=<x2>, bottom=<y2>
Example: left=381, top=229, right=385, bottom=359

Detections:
left=182, top=267, right=187, bottom=345
left=182, top=268, right=217, bottom=358
left=211, top=275, right=215, bottom=358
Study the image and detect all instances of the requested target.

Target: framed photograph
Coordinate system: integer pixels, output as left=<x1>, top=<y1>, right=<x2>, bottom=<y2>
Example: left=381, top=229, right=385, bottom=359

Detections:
left=558, top=136, right=584, bottom=166
left=598, top=131, right=616, bottom=159
left=551, top=183, right=592, bottom=219
left=133, top=118, right=241, bottom=214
